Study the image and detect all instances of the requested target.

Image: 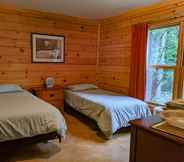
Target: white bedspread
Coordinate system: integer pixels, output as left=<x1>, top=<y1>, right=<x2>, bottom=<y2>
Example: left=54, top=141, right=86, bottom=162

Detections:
left=0, top=90, right=67, bottom=142
left=65, top=88, right=151, bottom=138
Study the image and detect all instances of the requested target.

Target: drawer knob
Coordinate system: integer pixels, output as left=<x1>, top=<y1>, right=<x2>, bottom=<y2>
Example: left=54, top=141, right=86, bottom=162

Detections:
left=50, top=94, right=55, bottom=97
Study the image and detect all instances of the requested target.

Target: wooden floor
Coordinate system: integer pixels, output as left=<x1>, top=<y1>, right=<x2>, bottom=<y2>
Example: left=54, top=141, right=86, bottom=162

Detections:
left=0, top=112, right=130, bottom=162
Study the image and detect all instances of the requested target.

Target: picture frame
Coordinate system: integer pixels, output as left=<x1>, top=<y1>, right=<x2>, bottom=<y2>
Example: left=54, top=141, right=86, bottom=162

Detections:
left=31, top=33, right=65, bottom=63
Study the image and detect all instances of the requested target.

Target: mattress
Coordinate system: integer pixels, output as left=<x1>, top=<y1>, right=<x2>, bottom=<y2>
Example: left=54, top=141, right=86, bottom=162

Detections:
left=0, top=90, right=67, bottom=142
left=65, top=88, right=151, bottom=138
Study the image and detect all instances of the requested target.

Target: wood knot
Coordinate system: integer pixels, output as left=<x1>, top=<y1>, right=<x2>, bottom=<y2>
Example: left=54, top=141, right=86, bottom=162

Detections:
left=80, top=26, right=85, bottom=32
left=20, top=48, right=24, bottom=53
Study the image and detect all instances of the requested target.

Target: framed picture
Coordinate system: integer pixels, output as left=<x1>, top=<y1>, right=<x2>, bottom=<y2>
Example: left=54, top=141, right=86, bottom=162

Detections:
left=31, top=33, right=65, bottom=63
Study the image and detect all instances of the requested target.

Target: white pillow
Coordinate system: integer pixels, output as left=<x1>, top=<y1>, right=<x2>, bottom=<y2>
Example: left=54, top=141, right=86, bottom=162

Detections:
left=0, top=84, right=23, bottom=93
left=67, top=84, right=98, bottom=91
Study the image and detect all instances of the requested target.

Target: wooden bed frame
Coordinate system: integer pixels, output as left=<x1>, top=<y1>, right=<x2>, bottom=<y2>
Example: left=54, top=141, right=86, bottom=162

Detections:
left=0, top=131, right=61, bottom=152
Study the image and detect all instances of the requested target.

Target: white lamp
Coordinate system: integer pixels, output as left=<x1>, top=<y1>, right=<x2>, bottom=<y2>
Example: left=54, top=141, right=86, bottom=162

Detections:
left=45, top=77, right=55, bottom=88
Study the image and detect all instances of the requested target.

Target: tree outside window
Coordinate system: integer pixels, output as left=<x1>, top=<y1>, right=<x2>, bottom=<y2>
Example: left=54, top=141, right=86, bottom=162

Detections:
left=146, top=26, right=179, bottom=104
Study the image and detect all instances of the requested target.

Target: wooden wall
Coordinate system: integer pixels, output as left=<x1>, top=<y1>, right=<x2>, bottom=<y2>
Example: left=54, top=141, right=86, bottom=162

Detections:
left=97, top=0, right=184, bottom=94
left=2, top=0, right=184, bottom=92
left=0, top=7, right=99, bottom=88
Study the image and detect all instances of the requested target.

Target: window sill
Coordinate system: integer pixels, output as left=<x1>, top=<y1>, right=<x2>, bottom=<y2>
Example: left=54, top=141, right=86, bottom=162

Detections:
left=146, top=101, right=166, bottom=107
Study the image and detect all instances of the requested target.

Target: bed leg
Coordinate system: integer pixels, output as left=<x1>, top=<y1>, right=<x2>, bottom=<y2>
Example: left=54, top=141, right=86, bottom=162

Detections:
left=58, top=135, right=61, bottom=143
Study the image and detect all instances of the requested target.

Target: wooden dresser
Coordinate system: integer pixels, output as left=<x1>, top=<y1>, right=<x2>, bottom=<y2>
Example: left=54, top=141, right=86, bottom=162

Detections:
left=129, top=116, right=184, bottom=162
left=29, top=85, right=64, bottom=111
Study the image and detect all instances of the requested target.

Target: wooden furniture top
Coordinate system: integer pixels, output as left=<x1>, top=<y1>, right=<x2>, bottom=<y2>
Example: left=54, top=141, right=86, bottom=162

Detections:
left=30, top=85, right=64, bottom=91
left=130, top=116, right=184, bottom=145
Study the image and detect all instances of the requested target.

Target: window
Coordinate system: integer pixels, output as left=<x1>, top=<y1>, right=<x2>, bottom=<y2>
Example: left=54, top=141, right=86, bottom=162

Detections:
left=146, top=25, right=180, bottom=104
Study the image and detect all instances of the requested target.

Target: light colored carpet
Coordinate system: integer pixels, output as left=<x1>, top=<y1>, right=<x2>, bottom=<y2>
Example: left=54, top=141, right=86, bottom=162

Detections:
left=1, top=113, right=130, bottom=162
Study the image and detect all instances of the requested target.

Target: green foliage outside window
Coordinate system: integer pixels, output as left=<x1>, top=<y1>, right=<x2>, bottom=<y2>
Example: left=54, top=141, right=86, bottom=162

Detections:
left=146, top=26, right=179, bottom=104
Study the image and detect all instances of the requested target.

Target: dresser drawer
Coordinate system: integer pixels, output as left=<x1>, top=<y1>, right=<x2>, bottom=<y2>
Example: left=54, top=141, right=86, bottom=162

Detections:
left=29, top=86, right=64, bottom=111
left=49, top=99, right=64, bottom=108
left=37, top=90, right=63, bottom=101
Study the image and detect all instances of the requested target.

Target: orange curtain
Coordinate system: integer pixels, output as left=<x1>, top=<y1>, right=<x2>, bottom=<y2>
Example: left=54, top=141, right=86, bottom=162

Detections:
left=129, top=23, right=148, bottom=100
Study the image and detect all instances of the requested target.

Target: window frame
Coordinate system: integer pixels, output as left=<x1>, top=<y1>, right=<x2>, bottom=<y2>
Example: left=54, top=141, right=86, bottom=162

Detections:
left=146, top=22, right=183, bottom=105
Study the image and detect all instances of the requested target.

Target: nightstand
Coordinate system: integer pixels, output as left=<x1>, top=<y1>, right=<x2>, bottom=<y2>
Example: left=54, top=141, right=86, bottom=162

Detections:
left=29, top=85, right=64, bottom=111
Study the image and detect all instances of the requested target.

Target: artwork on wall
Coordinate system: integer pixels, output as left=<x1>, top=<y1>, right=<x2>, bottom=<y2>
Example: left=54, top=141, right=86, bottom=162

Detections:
left=31, top=33, right=65, bottom=63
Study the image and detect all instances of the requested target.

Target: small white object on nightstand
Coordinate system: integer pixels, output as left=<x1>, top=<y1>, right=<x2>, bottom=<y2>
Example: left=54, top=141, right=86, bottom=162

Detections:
left=45, top=77, right=55, bottom=88
left=153, top=106, right=165, bottom=115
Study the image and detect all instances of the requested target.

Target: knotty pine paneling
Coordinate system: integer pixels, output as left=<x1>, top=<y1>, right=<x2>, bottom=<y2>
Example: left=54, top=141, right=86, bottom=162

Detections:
left=97, top=0, right=184, bottom=94
left=0, top=7, right=98, bottom=89
left=2, top=0, right=184, bottom=94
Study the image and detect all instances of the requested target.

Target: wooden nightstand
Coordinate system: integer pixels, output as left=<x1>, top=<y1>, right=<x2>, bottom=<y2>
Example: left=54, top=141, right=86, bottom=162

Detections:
left=29, top=85, right=64, bottom=111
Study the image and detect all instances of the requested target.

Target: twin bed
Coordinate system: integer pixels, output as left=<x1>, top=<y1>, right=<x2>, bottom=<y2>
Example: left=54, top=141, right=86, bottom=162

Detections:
left=0, top=83, right=151, bottom=144
left=64, top=84, right=151, bottom=138
left=0, top=84, right=67, bottom=145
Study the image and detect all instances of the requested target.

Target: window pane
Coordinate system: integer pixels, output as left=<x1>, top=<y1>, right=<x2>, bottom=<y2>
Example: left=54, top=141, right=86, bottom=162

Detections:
left=146, top=68, right=174, bottom=104
left=147, top=26, right=179, bottom=66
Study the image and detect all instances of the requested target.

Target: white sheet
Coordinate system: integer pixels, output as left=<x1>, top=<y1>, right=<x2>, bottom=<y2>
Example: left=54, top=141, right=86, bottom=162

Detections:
left=65, top=88, right=151, bottom=138
left=0, top=90, right=67, bottom=142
